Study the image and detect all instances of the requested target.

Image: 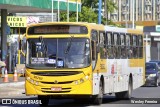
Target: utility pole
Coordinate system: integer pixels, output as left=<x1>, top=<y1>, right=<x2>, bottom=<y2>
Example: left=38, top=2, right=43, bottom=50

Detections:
left=98, top=0, right=102, bottom=24
left=132, top=0, right=135, bottom=29
left=104, top=0, right=107, bottom=25
left=76, top=0, right=78, bottom=22
left=125, top=0, right=128, bottom=28
left=67, top=0, right=69, bottom=22
left=58, top=0, right=60, bottom=22
left=52, top=0, right=54, bottom=22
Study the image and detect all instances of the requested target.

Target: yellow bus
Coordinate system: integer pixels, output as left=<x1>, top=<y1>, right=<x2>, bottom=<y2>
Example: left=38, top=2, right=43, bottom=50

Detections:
left=25, top=22, right=145, bottom=106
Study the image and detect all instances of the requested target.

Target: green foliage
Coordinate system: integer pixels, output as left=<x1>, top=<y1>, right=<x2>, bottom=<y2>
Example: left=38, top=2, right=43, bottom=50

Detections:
left=60, top=0, right=117, bottom=25
left=79, top=6, right=98, bottom=23
left=104, top=0, right=117, bottom=13
left=60, top=6, right=98, bottom=23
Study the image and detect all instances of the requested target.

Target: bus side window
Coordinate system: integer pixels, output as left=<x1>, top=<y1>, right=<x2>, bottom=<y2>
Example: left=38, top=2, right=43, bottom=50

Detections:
left=138, top=35, right=143, bottom=58
left=113, top=33, right=119, bottom=59
left=99, top=31, right=107, bottom=59
left=106, top=32, right=112, bottom=59
left=118, top=33, right=121, bottom=59
left=126, top=34, right=132, bottom=58
left=92, top=41, right=96, bottom=60
left=120, top=33, right=126, bottom=58
left=133, top=35, right=138, bottom=58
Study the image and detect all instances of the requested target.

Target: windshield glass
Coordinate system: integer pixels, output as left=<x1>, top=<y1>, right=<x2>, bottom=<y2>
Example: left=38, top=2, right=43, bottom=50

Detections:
left=150, top=61, right=160, bottom=67
left=146, top=63, right=157, bottom=71
left=26, top=38, right=90, bottom=69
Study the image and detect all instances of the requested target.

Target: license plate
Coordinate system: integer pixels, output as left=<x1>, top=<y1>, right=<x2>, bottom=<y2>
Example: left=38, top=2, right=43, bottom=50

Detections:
left=51, top=87, right=62, bottom=91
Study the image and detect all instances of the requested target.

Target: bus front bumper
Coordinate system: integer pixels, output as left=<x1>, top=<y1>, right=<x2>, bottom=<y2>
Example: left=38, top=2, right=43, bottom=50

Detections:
left=25, top=80, right=92, bottom=96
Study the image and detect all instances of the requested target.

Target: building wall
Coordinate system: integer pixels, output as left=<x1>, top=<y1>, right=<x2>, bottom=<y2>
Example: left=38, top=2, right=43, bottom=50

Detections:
left=110, top=0, right=160, bottom=26
left=151, top=47, right=158, bottom=60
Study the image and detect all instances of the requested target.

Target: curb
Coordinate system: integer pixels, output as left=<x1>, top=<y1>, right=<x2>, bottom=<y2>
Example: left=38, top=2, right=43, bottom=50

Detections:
left=0, top=81, right=25, bottom=87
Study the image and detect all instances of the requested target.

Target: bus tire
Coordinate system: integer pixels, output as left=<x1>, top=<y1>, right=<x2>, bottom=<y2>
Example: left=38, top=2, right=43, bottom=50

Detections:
left=115, top=78, right=132, bottom=99
left=93, top=80, right=103, bottom=105
left=38, top=95, right=49, bottom=106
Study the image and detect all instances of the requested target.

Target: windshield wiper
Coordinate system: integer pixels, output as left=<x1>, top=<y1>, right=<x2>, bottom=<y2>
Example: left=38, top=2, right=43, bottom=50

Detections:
left=65, top=35, right=74, bottom=54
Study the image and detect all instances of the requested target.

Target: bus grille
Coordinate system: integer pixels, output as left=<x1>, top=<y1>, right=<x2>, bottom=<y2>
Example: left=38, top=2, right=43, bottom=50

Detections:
left=41, top=88, right=71, bottom=90
left=41, top=81, right=73, bottom=84
left=31, top=71, right=82, bottom=76
left=42, top=91, right=70, bottom=93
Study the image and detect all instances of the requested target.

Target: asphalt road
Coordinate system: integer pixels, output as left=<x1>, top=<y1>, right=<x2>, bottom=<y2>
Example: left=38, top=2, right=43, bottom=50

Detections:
left=1, top=86, right=160, bottom=107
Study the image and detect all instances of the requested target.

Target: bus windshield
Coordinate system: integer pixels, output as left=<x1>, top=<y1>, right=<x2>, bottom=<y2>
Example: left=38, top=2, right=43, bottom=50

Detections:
left=26, top=38, right=90, bottom=69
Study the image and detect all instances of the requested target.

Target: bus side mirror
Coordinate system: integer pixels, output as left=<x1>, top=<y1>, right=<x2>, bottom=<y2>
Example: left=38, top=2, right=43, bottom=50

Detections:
left=92, top=41, right=96, bottom=60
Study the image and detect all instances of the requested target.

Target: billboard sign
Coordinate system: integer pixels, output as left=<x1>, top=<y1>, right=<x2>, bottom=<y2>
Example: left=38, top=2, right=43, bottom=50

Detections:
left=7, top=16, right=27, bottom=27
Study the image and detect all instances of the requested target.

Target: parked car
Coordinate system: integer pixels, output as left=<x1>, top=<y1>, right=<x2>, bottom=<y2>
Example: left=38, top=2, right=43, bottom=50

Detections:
left=145, top=62, right=160, bottom=87
left=149, top=60, right=160, bottom=68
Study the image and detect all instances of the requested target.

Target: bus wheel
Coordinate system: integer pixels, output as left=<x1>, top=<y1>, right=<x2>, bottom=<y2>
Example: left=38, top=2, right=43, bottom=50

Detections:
left=93, top=81, right=103, bottom=105
left=38, top=95, right=49, bottom=106
left=115, top=78, right=132, bottom=99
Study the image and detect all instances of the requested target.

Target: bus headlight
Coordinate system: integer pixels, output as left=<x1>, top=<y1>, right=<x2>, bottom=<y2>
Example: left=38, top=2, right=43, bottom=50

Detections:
left=26, top=76, right=34, bottom=84
left=35, top=81, right=39, bottom=85
left=75, top=80, right=78, bottom=85
left=80, top=78, right=84, bottom=83
left=26, top=77, right=30, bottom=81
left=30, top=79, right=34, bottom=84
left=85, top=76, right=89, bottom=80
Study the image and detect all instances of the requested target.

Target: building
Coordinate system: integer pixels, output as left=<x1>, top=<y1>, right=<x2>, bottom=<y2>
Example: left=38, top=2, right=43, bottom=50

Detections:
left=109, top=0, right=159, bottom=27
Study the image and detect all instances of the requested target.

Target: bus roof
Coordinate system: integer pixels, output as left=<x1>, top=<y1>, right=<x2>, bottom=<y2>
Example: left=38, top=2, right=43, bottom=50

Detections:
left=127, top=28, right=143, bottom=35
left=104, top=26, right=127, bottom=33
left=28, top=22, right=103, bottom=27
left=27, top=22, right=105, bottom=32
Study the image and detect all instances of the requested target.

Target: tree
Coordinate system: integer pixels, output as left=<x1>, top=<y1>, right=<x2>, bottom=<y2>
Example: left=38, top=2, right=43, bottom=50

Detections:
left=103, top=0, right=117, bottom=25
left=60, top=0, right=117, bottom=25
left=60, top=6, right=98, bottom=23
left=79, top=6, right=98, bottom=23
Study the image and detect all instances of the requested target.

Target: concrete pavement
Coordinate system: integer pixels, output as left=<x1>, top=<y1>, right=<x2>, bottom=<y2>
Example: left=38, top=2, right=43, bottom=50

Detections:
left=0, top=77, right=25, bottom=98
